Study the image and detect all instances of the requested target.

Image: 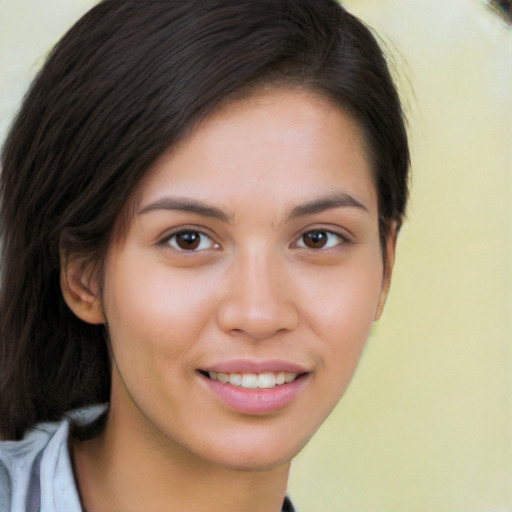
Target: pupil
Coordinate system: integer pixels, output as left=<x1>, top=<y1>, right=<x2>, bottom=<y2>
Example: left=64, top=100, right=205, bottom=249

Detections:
left=304, top=231, right=327, bottom=248
left=177, top=231, right=200, bottom=250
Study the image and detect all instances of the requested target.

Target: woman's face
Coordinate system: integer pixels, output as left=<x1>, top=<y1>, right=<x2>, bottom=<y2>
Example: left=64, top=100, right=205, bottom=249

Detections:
left=96, top=89, right=393, bottom=471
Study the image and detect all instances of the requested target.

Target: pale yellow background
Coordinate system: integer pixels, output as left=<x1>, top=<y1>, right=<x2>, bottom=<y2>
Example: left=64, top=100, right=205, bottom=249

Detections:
left=1, top=1, right=511, bottom=511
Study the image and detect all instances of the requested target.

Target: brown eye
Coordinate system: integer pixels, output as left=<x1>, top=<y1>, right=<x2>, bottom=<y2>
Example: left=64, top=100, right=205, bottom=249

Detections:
left=176, top=232, right=200, bottom=250
left=168, top=230, right=214, bottom=251
left=302, top=230, right=328, bottom=249
left=297, top=230, right=345, bottom=250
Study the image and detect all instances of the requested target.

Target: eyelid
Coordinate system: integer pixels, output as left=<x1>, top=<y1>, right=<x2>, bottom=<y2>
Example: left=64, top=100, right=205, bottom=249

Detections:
left=292, top=227, right=353, bottom=250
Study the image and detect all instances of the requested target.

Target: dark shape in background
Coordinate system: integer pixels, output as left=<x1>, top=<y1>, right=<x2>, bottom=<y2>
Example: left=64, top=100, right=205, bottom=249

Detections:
left=488, top=0, right=512, bottom=25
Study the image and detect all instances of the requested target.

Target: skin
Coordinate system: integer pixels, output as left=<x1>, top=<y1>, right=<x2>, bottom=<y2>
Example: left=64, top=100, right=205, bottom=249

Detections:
left=62, top=88, right=396, bottom=512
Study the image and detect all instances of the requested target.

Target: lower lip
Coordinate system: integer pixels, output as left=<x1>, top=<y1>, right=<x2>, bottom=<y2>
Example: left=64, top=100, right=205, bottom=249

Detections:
left=202, top=374, right=308, bottom=415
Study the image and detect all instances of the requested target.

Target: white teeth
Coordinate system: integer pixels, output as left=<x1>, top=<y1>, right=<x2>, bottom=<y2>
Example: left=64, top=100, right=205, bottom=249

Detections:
left=228, top=373, right=242, bottom=386
left=217, top=372, right=229, bottom=384
left=257, top=372, right=276, bottom=389
left=285, top=372, right=297, bottom=383
left=241, top=373, right=258, bottom=389
left=207, top=371, right=299, bottom=389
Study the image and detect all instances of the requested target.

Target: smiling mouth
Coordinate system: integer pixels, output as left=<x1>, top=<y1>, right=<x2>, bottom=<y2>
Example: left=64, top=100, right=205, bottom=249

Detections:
left=199, top=370, right=303, bottom=389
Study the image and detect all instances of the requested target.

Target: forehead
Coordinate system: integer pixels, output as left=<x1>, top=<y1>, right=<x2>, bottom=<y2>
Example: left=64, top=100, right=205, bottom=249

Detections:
left=134, top=88, right=377, bottom=221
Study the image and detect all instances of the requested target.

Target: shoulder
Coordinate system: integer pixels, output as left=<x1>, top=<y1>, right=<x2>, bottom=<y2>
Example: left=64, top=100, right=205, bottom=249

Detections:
left=0, top=404, right=107, bottom=512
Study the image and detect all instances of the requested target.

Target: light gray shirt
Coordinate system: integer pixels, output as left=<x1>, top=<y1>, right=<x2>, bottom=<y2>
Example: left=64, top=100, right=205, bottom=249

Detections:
left=0, top=405, right=107, bottom=512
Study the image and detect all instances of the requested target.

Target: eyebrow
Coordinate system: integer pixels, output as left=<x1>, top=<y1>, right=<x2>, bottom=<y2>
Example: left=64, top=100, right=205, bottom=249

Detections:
left=138, top=191, right=369, bottom=223
left=287, top=192, right=369, bottom=219
left=138, top=197, right=232, bottom=222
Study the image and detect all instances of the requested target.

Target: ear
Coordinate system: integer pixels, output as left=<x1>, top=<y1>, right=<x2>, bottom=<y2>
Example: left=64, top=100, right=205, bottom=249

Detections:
left=374, top=226, right=398, bottom=321
left=60, top=257, right=105, bottom=325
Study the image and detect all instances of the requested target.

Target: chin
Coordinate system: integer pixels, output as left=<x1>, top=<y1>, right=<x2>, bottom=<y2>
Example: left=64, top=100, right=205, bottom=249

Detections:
left=198, top=428, right=312, bottom=473
left=217, top=451, right=294, bottom=473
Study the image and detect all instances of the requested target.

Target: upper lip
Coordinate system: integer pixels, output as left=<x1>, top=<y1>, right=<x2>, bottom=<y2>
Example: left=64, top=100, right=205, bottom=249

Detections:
left=201, top=359, right=310, bottom=375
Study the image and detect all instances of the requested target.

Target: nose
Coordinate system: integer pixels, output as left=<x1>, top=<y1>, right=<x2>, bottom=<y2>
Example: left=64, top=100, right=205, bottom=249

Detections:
left=216, top=247, right=299, bottom=340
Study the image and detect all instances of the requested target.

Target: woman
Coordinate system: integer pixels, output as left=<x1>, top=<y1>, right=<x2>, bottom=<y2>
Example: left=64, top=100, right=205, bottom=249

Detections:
left=0, top=1, right=410, bottom=511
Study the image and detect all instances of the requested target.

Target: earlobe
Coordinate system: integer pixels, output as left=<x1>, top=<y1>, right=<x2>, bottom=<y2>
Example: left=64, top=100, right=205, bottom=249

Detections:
left=60, top=260, right=105, bottom=325
left=374, top=227, right=398, bottom=321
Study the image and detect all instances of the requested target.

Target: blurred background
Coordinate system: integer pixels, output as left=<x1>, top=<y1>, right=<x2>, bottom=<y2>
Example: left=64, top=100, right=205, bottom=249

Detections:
left=1, top=0, right=510, bottom=510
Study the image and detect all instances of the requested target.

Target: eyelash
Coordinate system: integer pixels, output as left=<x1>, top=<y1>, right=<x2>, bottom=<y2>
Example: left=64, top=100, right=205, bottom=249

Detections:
left=160, top=228, right=351, bottom=253
left=162, top=229, right=218, bottom=252
left=293, top=229, right=351, bottom=250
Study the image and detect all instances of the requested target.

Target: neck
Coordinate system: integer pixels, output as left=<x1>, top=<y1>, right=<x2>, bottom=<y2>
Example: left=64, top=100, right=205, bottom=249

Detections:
left=72, top=407, right=291, bottom=512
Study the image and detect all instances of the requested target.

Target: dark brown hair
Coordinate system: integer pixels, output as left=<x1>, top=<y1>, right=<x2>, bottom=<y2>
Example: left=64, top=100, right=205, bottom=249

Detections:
left=0, top=0, right=410, bottom=440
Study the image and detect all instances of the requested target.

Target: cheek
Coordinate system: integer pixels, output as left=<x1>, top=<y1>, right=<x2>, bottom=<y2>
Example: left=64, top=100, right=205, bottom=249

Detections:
left=102, top=254, right=218, bottom=367
left=301, top=255, right=382, bottom=327
left=296, top=253, right=383, bottom=378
